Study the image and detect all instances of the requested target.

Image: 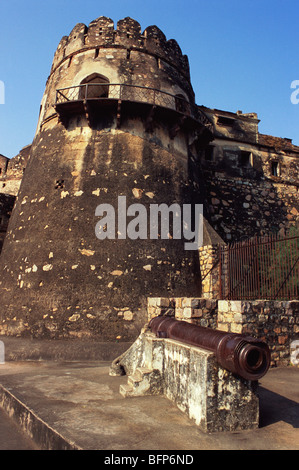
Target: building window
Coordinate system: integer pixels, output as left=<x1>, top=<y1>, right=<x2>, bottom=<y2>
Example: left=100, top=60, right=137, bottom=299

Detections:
left=217, top=116, right=235, bottom=127
left=271, top=161, right=280, bottom=177
left=240, top=151, right=251, bottom=167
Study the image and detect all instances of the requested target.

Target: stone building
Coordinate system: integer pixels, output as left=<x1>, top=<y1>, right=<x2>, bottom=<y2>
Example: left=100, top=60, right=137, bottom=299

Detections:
left=0, top=16, right=298, bottom=343
left=0, top=146, right=31, bottom=252
left=198, top=108, right=299, bottom=242
left=0, top=145, right=31, bottom=197
left=0, top=154, right=9, bottom=178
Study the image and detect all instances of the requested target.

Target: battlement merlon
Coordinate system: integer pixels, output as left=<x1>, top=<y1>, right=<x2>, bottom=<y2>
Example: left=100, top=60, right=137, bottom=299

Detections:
left=50, top=17, right=191, bottom=82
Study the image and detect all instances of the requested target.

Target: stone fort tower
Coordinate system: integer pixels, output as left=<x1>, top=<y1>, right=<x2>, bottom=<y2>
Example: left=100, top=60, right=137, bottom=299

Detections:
left=0, top=17, right=213, bottom=341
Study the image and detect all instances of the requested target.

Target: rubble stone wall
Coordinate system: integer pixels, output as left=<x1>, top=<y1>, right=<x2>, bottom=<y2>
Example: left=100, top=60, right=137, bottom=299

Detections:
left=198, top=139, right=299, bottom=243
left=218, top=299, right=299, bottom=366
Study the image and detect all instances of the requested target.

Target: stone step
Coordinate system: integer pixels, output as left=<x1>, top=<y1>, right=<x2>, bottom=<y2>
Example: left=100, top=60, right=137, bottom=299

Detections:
left=128, top=367, right=153, bottom=385
left=119, top=383, right=134, bottom=397
left=120, top=367, right=157, bottom=397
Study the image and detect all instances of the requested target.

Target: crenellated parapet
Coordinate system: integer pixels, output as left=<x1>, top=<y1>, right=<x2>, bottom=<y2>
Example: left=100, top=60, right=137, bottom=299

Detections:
left=51, top=16, right=190, bottom=80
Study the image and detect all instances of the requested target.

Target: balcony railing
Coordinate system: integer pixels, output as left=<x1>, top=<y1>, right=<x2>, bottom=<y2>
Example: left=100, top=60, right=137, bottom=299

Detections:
left=56, top=83, right=191, bottom=111
left=55, top=83, right=213, bottom=131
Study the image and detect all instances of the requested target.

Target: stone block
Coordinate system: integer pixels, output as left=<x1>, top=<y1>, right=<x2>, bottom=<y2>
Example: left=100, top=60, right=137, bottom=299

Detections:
left=233, top=313, right=243, bottom=323
left=230, top=301, right=243, bottom=313
left=181, top=307, right=192, bottom=318
left=290, top=340, right=299, bottom=366
left=191, top=308, right=203, bottom=318
left=182, top=298, right=192, bottom=308
left=191, top=298, right=202, bottom=308
left=156, top=298, right=171, bottom=307
left=175, top=307, right=184, bottom=319
left=115, top=332, right=259, bottom=433
left=218, top=300, right=229, bottom=312
left=217, top=322, right=229, bottom=332
left=230, top=323, right=243, bottom=334
left=147, top=298, right=158, bottom=307
left=202, top=284, right=211, bottom=294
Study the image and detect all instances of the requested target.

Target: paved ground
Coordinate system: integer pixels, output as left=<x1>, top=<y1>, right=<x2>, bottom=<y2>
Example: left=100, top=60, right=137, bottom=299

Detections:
left=0, top=407, right=38, bottom=450
left=0, top=360, right=298, bottom=451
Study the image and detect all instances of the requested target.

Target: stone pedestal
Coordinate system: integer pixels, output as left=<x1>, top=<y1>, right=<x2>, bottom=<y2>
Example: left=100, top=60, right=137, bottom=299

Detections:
left=110, top=329, right=259, bottom=433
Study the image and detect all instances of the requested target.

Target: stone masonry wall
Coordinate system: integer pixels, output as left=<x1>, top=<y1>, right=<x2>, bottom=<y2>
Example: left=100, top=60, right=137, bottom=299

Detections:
left=199, top=139, right=299, bottom=243
left=218, top=300, right=299, bottom=366
left=198, top=244, right=221, bottom=299
left=205, top=175, right=299, bottom=242
left=147, top=297, right=218, bottom=329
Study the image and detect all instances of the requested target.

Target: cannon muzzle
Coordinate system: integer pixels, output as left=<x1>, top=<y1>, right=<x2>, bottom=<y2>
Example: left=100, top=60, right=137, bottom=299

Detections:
left=149, top=316, right=271, bottom=381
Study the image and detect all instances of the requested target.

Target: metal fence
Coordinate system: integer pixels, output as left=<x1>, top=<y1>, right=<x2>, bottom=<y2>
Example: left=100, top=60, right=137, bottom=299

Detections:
left=219, top=230, right=299, bottom=300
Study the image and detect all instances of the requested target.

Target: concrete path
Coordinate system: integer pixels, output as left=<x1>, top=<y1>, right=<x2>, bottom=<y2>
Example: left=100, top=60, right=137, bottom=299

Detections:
left=0, top=360, right=298, bottom=451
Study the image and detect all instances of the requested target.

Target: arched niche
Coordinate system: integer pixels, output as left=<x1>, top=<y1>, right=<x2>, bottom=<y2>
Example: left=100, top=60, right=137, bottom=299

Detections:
left=79, top=73, right=110, bottom=99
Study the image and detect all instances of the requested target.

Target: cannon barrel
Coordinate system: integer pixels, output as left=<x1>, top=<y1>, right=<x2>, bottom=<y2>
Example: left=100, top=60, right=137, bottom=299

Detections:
left=149, top=316, right=271, bottom=381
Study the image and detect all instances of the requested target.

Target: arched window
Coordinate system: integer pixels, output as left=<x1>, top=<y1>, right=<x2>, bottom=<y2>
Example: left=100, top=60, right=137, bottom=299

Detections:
left=79, top=74, right=109, bottom=99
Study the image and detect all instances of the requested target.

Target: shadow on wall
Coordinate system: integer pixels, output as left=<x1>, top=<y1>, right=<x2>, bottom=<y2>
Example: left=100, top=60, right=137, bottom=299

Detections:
left=0, top=193, right=16, bottom=254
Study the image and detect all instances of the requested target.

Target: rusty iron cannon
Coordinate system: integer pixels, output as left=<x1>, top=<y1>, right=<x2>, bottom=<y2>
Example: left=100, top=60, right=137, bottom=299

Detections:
left=149, top=316, right=271, bottom=381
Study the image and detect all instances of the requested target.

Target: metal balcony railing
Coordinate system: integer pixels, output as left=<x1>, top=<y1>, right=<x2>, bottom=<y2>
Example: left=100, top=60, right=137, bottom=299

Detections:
left=55, top=83, right=213, bottom=131
left=56, top=83, right=192, bottom=112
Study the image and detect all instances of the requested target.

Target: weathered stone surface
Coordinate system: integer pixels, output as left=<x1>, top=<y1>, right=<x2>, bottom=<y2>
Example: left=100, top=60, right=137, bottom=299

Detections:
left=115, top=330, right=259, bottom=432
left=218, top=299, right=299, bottom=366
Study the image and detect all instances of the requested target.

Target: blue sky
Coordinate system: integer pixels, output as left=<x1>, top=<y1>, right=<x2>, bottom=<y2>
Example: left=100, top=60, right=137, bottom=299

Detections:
left=0, top=0, right=298, bottom=158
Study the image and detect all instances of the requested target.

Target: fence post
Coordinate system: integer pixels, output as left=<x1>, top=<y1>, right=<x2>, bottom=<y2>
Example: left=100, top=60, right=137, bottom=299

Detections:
left=218, top=244, right=222, bottom=299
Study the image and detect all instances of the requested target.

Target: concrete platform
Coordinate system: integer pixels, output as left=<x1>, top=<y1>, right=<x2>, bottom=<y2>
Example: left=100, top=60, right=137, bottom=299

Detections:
left=0, top=358, right=298, bottom=450
left=0, top=407, right=38, bottom=450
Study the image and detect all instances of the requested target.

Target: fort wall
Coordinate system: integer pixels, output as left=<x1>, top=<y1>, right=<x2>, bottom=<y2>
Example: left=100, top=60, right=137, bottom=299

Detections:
left=0, top=16, right=298, bottom=343
left=0, top=17, right=206, bottom=341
